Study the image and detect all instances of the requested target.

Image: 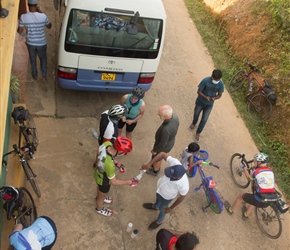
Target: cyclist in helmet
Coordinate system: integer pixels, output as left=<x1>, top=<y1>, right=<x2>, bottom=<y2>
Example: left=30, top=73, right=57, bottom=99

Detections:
left=94, top=136, right=137, bottom=217
left=225, top=152, right=276, bottom=220
left=118, top=86, right=146, bottom=140
left=94, top=104, right=128, bottom=173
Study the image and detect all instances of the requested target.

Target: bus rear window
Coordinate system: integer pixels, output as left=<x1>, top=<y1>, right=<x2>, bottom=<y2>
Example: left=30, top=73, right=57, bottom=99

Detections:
left=65, top=9, right=163, bottom=59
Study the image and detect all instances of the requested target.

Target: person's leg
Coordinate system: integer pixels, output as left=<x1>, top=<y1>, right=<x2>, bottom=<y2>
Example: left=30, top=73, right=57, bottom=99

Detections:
left=118, top=120, right=126, bottom=137
left=96, top=186, right=108, bottom=209
left=37, top=45, right=47, bottom=78
left=230, top=192, right=245, bottom=212
left=26, top=44, right=38, bottom=79
left=152, top=160, right=162, bottom=172
left=191, top=99, right=203, bottom=126
left=155, top=193, right=172, bottom=223
left=196, top=104, right=213, bottom=134
left=125, top=121, right=137, bottom=141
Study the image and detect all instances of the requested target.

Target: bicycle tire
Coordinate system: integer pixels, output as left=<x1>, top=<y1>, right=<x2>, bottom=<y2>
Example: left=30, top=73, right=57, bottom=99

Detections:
left=248, top=94, right=273, bottom=122
left=205, top=189, right=223, bottom=214
left=230, top=153, right=250, bottom=188
left=22, top=160, right=41, bottom=198
left=228, top=70, right=247, bottom=93
left=23, top=114, right=39, bottom=151
left=18, top=187, right=37, bottom=227
left=255, top=205, right=282, bottom=239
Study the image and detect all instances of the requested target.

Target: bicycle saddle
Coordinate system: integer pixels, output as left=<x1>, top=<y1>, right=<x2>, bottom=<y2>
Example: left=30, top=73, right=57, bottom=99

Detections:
left=0, top=186, right=21, bottom=220
left=11, top=106, right=29, bottom=124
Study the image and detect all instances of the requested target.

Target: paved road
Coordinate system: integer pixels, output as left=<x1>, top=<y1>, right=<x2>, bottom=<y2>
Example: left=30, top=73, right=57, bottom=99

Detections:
left=17, top=0, right=290, bottom=249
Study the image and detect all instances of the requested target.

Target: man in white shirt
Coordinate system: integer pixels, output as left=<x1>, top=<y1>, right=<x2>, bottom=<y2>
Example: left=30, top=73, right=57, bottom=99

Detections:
left=142, top=153, right=189, bottom=230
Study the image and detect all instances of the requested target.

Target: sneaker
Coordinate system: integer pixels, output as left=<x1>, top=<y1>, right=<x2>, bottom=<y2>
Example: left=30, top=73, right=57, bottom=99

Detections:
left=95, top=196, right=113, bottom=204
left=96, top=207, right=113, bottom=217
left=146, top=168, right=160, bottom=176
left=224, top=201, right=233, bottom=215
left=195, top=133, right=200, bottom=143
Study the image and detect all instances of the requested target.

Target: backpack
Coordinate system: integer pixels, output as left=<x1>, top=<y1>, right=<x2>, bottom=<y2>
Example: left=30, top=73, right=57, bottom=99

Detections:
left=253, top=166, right=276, bottom=201
left=263, top=80, right=277, bottom=104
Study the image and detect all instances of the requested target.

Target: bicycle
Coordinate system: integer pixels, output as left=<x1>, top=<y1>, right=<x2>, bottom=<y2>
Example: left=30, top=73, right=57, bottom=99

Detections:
left=228, top=60, right=275, bottom=122
left=229, top=153, right=289, bottom=239
left=192, top=150, right=224, bottom=214
left=2, top=144, right=41, bottom=198
left=11, top=106, right=39, bottom=154
left=0, top=185, right=37, bottom=227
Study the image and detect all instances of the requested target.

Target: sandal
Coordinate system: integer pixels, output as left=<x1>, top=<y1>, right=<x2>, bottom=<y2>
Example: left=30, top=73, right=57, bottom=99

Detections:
left=115, top=161, right=126, bottom=173
left=224, top=201, right=233, bottom=215
left=96, top=207, right=113, bottom=217
left=188, top=124, right=195, bottom=131
left=195, top=133, right=200, bottom=143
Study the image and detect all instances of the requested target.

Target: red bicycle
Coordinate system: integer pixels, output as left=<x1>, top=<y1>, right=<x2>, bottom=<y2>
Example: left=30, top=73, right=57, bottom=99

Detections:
left=228, top=61, right=276, bottom=122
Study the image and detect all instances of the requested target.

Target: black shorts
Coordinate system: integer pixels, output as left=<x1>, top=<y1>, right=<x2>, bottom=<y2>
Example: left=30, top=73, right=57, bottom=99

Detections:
left=242, top=193, right=270, bottom=208
left=98, top=184, right=111, bottom=193
left=118, top=120, right=137, bottom=132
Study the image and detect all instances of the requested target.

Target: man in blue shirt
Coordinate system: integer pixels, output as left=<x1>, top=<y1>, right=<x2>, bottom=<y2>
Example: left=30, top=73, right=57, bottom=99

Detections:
left=188, top=69, right=224, bottom=142
left=9, top=216, right=57, bottom=250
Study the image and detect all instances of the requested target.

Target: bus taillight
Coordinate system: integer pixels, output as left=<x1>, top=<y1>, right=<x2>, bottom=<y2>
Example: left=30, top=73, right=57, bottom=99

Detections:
left=138, top=73, right=155, bottom=83
left=58, top=67, right=77, bottom=80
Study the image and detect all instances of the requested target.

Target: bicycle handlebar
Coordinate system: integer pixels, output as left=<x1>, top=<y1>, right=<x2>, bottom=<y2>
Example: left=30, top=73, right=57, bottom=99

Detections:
left=245, top=60, right=263, bottom=74
left=194, top=150, right=209, bottom=161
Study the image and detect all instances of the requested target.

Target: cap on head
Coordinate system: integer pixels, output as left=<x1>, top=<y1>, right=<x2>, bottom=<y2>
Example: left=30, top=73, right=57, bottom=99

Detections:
left=28, top=0, right=38, bottom=4
left=164, top=165, right=186, bottom=179
left=212, top=69, right=222, bottom=80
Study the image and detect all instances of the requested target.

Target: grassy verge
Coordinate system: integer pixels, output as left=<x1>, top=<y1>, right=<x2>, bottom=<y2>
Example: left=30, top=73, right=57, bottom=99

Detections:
left=184, top=0, right=290, bottom=199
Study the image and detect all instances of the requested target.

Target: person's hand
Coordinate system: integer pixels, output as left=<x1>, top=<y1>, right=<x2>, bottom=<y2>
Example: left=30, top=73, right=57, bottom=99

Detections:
left=141, top=162, right=150, bottom=170
left=126, top=120, right=134, bottom=125
left=206, top=96, right=211, bottom=102
left=165, top=207, right=172, bottom=213
left=196, top=160, right=203, bottom=165
left=151, top=150, right=157, bottom=155
left=130, top=178, right=139, bottom=187
left=122, top=116, right=126, bottom=122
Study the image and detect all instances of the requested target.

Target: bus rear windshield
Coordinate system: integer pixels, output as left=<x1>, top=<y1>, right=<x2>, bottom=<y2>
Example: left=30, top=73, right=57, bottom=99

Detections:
left=65, top=9, right=164, bottom=59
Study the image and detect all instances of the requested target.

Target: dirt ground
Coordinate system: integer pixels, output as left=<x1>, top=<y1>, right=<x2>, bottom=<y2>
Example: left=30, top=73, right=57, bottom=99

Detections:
left=4, top=0, right=289, bottom=249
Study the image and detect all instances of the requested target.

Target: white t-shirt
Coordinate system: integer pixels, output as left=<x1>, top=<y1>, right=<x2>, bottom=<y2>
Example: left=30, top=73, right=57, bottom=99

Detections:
left=181, top=147, right=193, bottom=170
left=156, top=156, right=189, bottom=200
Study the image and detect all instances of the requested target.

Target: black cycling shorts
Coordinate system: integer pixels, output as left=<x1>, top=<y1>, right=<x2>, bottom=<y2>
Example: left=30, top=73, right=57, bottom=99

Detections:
left=118, top=120, right=137, bottom=132
left=98, top=184, right=111, bottom=193
left=242, top=193, right=270, bottom=208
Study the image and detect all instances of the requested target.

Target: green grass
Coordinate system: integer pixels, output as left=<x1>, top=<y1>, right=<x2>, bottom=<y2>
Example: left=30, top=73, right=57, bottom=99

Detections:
left=184, top=0, right=290, bottom=199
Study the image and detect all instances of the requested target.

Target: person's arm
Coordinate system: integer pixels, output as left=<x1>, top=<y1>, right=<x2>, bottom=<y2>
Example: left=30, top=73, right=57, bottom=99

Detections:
left=165, top=195, right=186, bottom=213
left=11, top=224, right=23, bottom=233
left=152, top=128, right=169, bottom=154
left=188, top=155, right=202, bottom=168
left=109, top=176, right=132, bottom=186
left=142, top=152, right=169, bottom=170
left=197, top=88, right=211, bottom=102
left=211, top=91, right=222, bottom=101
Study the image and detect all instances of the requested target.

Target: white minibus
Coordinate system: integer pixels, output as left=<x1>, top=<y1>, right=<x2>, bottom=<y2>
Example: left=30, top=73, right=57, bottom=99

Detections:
left=57, top=0, right=166, bottom=92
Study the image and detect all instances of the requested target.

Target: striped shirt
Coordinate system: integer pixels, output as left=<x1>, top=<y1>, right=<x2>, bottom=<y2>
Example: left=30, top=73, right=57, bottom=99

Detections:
left=19, top=12, right=50, bottom=46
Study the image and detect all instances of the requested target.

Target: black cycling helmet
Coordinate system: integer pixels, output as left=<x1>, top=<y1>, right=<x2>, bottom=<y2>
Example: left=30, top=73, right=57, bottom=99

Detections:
left=108, top=104, right=128, bottom=120
left=132, top=86, right=145, bottom=99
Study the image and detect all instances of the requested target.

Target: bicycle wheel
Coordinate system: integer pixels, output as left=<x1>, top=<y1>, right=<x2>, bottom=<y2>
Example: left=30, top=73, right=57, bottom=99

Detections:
left=22, top=160, right=41, bottom=198
left=205, top=189, right=223, bottom=214
left=230, top=153, right=250, bottom=188
left=248, top=94, right=273, bottom=122
left=18, top=187, right=37, bottom=227
left=255, top=205, right=282, bottom=239
left=228, top=70, right=247, bottom=93
left=23, top=114, right=39, bottom=151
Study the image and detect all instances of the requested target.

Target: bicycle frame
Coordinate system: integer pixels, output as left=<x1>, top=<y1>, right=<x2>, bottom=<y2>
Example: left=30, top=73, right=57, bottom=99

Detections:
left=193, top=150, right=223, bottom=213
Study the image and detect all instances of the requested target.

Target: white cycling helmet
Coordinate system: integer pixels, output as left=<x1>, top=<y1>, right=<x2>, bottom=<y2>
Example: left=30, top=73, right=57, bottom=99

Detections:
left=253, top=152, right=269, bottom=163
left=108, top=104, right=128, bottom=120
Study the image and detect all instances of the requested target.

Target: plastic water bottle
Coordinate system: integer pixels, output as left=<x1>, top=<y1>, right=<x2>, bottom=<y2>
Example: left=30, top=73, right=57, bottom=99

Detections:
left=249, top=81, right=254, bottom=92
left=239, top=163, right=244, bottom=170
left=92, top=129, right=99, bottom=140
left=135, top=170, right=147, bottom=181
left=126, top=222, right=133, bottom=232
left=131, top=229, right=138, bottom=238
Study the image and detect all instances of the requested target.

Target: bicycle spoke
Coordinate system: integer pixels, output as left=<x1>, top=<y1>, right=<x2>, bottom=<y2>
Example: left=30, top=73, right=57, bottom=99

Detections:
left=19, top=187, right=37, bottom=228
left=24, top=114, right=39, bottom=150
left=206, top=189, right=223, bottom=214
left=228, top=70, right=247, bottom=93
left=230, top=153, right=250, bottom=188
left=248, top=94, right=272, bottom=122
left=22, top=161, right=41, bottom=198
left=255, top=206, right=282, bottom=239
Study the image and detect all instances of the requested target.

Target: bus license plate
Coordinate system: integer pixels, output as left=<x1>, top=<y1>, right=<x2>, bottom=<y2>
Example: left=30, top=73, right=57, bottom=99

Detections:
left=101, top=73, right=116, bottom=81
